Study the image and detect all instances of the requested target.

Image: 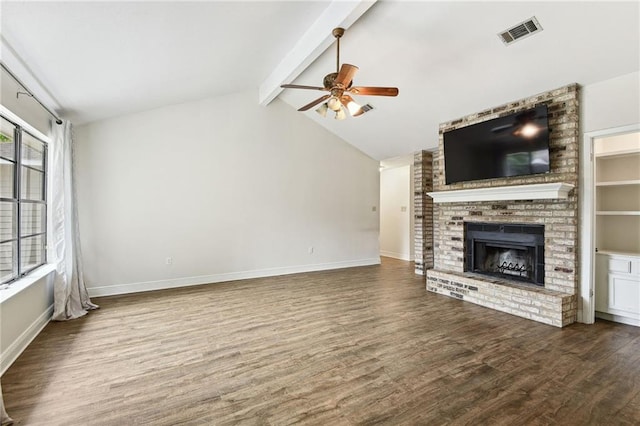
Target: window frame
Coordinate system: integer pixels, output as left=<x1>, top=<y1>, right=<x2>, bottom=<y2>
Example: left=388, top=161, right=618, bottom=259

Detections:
left=0, top=113, right=48, bottom=285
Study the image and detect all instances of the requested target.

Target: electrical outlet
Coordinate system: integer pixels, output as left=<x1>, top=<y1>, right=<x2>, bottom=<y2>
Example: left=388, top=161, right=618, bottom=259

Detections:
left=166, top=257, right=173, bottom=265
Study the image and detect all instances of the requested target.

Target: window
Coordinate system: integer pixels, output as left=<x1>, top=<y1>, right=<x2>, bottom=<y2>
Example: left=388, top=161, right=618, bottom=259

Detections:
left=0, top=114, right=47, bottom=284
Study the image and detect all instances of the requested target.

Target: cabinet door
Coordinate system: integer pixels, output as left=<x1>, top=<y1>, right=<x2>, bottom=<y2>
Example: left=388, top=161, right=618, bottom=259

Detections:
left=608, top=274, right=640, bottom=315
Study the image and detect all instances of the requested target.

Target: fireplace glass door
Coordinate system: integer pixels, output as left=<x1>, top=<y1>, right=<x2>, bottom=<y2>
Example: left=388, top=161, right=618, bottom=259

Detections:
left=473, top=240, right=536, bottom=281
left=465, top=223, right=544, bottom=286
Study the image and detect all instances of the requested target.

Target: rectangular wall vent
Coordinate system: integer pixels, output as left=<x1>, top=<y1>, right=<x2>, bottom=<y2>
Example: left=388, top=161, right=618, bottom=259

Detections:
left=499, top=17, right=543, bottom=45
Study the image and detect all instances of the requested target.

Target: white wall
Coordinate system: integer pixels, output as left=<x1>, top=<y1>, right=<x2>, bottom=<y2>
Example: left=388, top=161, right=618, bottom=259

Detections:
left=380, top=165, right=412, bottom=260
left=582, top=71, right=640, bottom=133
left=75, top=90, right=381, bottom=296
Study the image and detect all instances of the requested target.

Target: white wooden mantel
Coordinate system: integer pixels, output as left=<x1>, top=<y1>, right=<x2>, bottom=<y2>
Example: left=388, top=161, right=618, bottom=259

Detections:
left=427, top=183, right=575, bottom=203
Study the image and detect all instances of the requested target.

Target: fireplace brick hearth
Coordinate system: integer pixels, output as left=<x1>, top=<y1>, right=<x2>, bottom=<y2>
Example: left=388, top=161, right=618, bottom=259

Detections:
left=425, top=84, right=579, bottom=327
left=427, top=270, right=576, bottom=327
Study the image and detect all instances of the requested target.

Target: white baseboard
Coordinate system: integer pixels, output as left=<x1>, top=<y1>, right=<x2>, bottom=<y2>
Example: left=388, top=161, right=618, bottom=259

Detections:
left=1, top=304, right=53, bottom=375
left=595, top=311, right=640, bottom=327
left=87, top=258, right=381, bottom=298
left=380, top=251, right=413, bottom=261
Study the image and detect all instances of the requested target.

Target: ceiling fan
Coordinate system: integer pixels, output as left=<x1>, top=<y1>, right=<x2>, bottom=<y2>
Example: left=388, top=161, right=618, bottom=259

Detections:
left=280, top=27, right=399, bottom=120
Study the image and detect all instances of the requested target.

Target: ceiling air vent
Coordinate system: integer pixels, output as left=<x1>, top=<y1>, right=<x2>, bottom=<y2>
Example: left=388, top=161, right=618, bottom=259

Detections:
left=499, top=17, right=543, bottom=45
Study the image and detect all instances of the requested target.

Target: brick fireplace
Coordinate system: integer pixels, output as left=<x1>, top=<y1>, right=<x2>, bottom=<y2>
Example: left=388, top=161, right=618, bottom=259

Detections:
left=425, top=84, right=580, bottom=327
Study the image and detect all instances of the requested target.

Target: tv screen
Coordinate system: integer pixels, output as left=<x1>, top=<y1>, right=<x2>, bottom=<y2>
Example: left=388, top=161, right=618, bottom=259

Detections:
left=443, top=105, right=550, bottom=185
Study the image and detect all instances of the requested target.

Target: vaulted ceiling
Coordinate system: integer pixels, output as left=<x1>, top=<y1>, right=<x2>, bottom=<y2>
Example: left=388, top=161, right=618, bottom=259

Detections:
left=1, top=1, right=638, bottom=160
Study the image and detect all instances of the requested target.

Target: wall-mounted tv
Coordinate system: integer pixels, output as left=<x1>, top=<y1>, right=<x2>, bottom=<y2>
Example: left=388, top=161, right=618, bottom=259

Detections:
left=443, top=105, right=550, bottom=185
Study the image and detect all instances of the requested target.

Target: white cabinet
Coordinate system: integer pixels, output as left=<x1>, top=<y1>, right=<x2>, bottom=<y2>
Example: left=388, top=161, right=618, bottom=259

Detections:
left=595, top=253, right=640, bottom=326
left=609, top=275, right=640, bottom=314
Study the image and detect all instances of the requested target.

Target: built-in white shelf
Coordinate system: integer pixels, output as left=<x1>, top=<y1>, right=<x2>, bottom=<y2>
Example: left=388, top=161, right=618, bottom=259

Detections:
left=596, top=250, right=640, bottom=257
left=427, top=182, right=574, bottom=203
left=596, top=180, right=640, bottom=187
left=596, top=149, right=640, bottom=159
left=596, top=211, right=640, bottom=216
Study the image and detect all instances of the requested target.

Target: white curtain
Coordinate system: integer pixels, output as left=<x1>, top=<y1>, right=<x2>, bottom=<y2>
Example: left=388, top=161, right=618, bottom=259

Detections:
left=51, top=121, right=98, bottom=320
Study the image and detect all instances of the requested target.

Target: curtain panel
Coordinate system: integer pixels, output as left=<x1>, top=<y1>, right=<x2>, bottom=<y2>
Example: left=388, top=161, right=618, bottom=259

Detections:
left=51, top=121, right=98, bottom=320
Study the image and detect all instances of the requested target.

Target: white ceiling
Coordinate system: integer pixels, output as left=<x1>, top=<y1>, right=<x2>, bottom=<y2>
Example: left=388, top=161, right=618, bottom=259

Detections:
left=1, top=1, right=331, bottom=122
left=1, top=1, right=639, bottom=161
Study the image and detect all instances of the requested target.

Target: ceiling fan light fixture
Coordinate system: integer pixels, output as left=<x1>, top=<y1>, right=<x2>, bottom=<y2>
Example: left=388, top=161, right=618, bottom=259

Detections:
left=335, top=108, right=346, bottom=120
left=316, top=103, right=328, bottom=117
left=327, top=97, right=342, bottom=111
left=346, top=99, right=363, bottom=116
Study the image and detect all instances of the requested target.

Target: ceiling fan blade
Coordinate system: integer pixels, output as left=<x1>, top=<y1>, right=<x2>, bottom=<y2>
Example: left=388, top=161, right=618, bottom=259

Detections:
left=281, top=84, right=328, bottom=91
left=349, top=87, right=399, bottom=97
left=335, top=64, right=359, bottom=87
left=298, top=94, right=332, bottom=111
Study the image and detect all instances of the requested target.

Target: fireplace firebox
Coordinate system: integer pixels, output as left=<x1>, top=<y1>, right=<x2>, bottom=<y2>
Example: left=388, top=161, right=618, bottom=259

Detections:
left=465, top=223, right=544, bottom=286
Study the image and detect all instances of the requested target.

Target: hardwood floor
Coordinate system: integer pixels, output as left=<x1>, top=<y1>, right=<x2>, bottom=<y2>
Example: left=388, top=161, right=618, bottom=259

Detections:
left=3, top=257, right=640, bottom=425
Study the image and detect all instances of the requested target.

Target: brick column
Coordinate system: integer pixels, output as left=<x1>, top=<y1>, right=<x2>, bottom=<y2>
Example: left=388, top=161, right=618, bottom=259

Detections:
left=413, top=150, right=433, bottom=275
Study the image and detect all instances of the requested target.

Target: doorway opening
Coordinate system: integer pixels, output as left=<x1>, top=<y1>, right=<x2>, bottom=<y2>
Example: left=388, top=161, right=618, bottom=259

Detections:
left=379, top=157, right=413, bottom=262
left=582, top=126, right=640, bottom=327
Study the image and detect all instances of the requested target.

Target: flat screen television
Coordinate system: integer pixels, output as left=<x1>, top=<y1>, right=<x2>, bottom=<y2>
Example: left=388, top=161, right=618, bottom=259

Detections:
left=443, top=105, right=550, bottom=185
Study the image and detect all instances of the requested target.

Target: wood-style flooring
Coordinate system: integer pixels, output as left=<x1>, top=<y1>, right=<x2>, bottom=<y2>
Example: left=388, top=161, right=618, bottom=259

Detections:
left=3, top=257, right=640, bottom=425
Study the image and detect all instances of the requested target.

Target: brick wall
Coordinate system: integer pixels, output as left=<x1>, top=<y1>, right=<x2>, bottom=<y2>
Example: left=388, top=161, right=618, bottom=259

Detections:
left=413, top=150, right=433, bottom=274
left=426, top=84, right=579, bottom=327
